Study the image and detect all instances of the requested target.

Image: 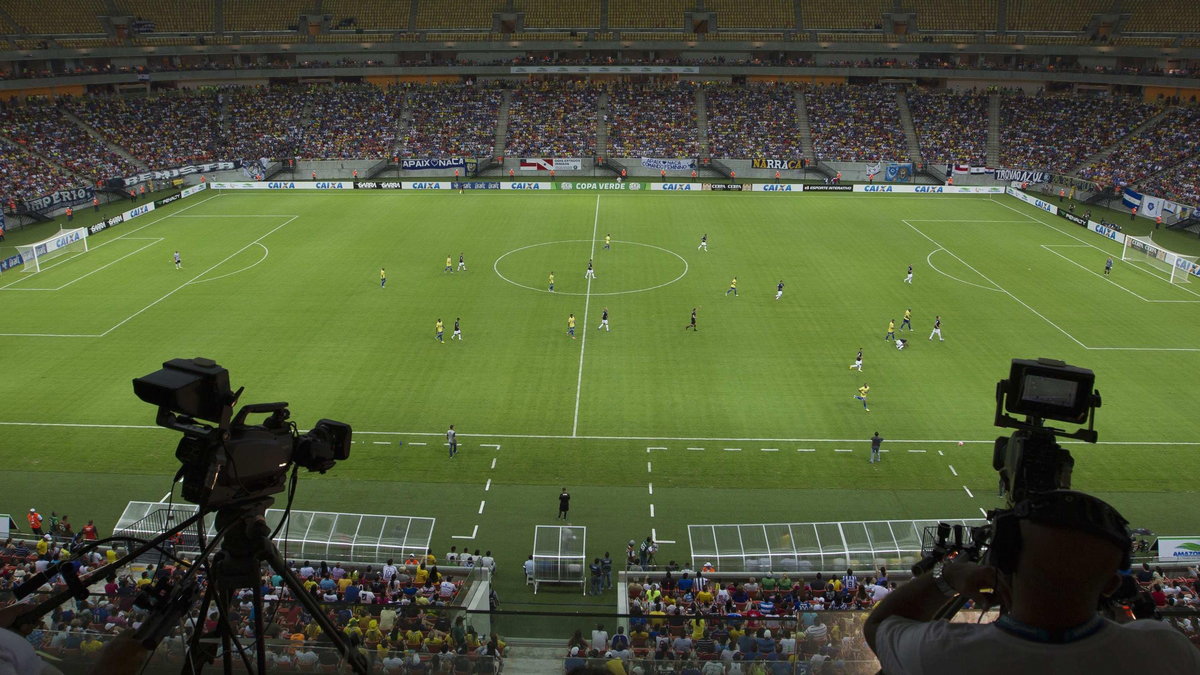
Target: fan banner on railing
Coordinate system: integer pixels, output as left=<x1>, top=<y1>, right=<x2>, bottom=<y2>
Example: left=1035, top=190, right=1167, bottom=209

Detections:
left=640, top=158, right=696, bottom=171
left=23, top=187, right=95, bottom=214
left=519, top=158, right=582, bottom=171
left=884, top=163, right=913, bottom=182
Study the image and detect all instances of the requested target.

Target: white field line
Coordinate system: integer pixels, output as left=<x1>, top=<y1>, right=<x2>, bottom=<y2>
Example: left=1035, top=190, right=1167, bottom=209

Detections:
left=478, top=501, right=486, bottom=514
left=650, top=529, right=676, bottom=544
left=903, top=219, right=1087, bottom=349
left=5, top=421, right=1200, bottom=447
left=647, top=446, right=667, bottom=451
left=648, top=483, right=653, bottom=495
left=571, top=194, right=601, bottom=437
left=189, top=242, right=270, bottom=285
left=649, top=504, right=655, bottom=518
left=925, top=248, right=1004, bottom=293
left=647, top=461, right=652, bottom=473
left=687, top=447, right=705, bottom=451
left=485, top=479, right=492, bottom=491
left=490, top=458, right=496, bottom=470
left=980, top=507, right=988, bottom=517
left=908, top=449, right=926, bottom=453
left=97, top=216, right=298, bottom=337
left=834, top=449, right=853, bottom=453
left=1040, top=245, right=1199, bottom=303
left=963, top=486, right=975, bottom=498
left=0, top=238, right=164, bottom=292
left=989, top=197, right=1200, bottom=299
left=451, top=525, right=478, bottom=540
left=481, top=444, right=501, bottom=449
left=949, top=465, right=958, bottom=476
left=409, top=442, right=426, bottom=446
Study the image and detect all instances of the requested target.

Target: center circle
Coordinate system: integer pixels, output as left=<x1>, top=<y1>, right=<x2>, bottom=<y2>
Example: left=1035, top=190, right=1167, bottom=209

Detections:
left=492, top=240, right=689, bottom=296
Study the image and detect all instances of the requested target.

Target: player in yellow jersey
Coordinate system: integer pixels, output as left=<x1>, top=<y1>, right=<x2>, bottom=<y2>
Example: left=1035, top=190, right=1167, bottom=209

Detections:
left=567, top=313, right=576, bottom=339
left=380, top=267, right=386, bottom=288
left=548, top=272, right=555, bottom=292
left=725, top=276, right=738, bottom=296
left=854, top=384, right=870, bottom=412
left=900, top=309, right=912, bottom=331
left=603, top=233, right=611, bottom=250
left=444, top=256, right=453, bottom=273
left=884, top=319, right=895, bottom=341
left=435, top=319, right=444, bottom=343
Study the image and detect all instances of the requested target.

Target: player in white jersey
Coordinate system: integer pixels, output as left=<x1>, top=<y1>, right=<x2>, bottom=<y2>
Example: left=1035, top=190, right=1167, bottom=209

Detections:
left=929, top=316, right=943, bottom=341
left=850, top=348, right=863, bottom=371
left=698, top=233, right=708, bottom=251
left=903, top=264, right=913, bottom=284
left=597, top=308, right=610, bottom=331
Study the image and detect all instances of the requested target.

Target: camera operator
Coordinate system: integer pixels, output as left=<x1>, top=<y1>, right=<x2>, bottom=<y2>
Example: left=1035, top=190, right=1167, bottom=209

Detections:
left=864, top=491, right=1200, bottom=674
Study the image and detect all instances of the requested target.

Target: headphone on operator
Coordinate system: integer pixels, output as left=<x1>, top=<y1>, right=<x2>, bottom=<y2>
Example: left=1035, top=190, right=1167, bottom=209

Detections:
left=989, top=490, right=1132, bottom=575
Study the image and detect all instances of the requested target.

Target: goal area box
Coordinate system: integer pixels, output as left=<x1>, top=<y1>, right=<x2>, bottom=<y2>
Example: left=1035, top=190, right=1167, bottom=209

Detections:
left=688, top=519, right=986, bottom=573
left=530, top=525, right=586, bottom=594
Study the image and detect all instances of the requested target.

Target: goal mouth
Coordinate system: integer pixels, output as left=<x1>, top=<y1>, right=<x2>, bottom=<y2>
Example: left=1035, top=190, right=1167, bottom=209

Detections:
left=1121, top=234, right=1199, bottom=284
left=14, top=227, right=89, bottom=274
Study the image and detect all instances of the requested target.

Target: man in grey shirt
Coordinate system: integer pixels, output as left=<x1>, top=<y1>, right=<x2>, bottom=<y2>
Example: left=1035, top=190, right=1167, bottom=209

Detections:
left=870, top=432, right=883, bottom=464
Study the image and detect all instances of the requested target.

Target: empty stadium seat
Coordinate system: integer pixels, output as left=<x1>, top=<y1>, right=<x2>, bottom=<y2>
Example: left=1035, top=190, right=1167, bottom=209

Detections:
left=608, top=0, right=693, bottom=29
left=908, top=0, right=998, bottom=32
left=514, top=0, right=601, bottom=29
left=801, top=0, right=890, bottom=30
left=0, top=0, right=107, bottom=35
left=223, top=0, right=310, bottom=32
left=414, top=0, right=503, bottom=30
left=114, top=0, right=215, bottom=34
left=1006, top=0, right=1108, bottom=33
left=707, top=0, right=794, bottom=30
left=1121, top=0, right=1200, bottom=33
left=322, top=0, right=411, bottom=31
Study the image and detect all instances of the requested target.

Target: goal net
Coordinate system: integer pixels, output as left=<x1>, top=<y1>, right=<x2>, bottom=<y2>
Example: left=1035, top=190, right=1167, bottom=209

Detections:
left=15, top=227, right=88, bottom=273
left=1121, top=234, right=1199, bottom=284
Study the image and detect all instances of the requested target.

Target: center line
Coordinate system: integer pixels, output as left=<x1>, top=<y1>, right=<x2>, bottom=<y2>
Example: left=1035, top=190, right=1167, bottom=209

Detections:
left=571, top=194, right=601, bottom=437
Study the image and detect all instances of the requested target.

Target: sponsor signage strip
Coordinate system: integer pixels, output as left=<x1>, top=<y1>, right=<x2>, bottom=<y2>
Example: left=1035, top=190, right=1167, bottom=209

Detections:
left=401, top=158, right=467, bottom=170
left=519, top=158, right=583, bottom=171
left=1158, top=536, right=1200, bottom=561
left=210, top=182, right=352, bottom=190
left=511, top=65, right=699, bottom=74
left=112, top=160, right=242, bottom=188
left=556, top=182, right=645, bottom=191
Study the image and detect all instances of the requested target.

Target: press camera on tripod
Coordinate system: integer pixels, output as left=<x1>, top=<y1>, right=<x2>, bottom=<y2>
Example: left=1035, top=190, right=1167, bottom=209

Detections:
left=914, top=357, right=1100, bottom=575
left=9, top=358, right=365, bottom=675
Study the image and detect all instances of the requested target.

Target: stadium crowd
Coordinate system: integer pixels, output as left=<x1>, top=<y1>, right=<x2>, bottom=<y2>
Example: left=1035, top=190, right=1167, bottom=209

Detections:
left=222, top=86, right=308, bottom=160
left=2, top=522, right=509, bottom=673
left=1077, top=105, right=1200, bottom=187
left=0, top=140, right=78, bottom=207
left=705, top=85, right=801, bottom=160
left=402, top=85, right=503, bottom=159
left=299, top=84, right=402, bottom=159
left=1137, top=157, right=1200, bottom=209
left=0, top=100, right=139, bottom=182
left=605, top=84, right=700, bottom=158
left=999, top=93, right=1157, bottom=172
left=806, top=84, right=908, bottom=162
left=65, top=90, right=222, bottom=168
left=907, top=89, right=988, bottom=165
left=505, top=82, right=599, bottom=158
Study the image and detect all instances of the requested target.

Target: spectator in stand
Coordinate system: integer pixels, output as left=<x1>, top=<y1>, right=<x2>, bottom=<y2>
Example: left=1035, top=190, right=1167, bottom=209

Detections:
left=707, top=84, right=800, bottom=160
left=67, top=90, right=221, bottom=168
left=403, top=84, right=501, bottom=159
left=505, top=82, right=599, bottom=158
left=807, top=84, right=908, bottom=162
left=299, top=84, right=401, bottom=159
left=0, top=99, right=138, bottom=184
left=1136, top=156, right=1200, bottom=208
left=606, top=83, right=699, bottom=158
left=1078, top=106, right=1200, bottom=186
left=1000, top=92, right=1156, bottom=172
left=908, top=89, right=988, bottom=166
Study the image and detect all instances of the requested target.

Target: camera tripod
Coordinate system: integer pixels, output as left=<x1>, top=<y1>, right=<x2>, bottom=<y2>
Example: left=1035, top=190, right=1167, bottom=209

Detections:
left=12, top=496, right=368, bottom=675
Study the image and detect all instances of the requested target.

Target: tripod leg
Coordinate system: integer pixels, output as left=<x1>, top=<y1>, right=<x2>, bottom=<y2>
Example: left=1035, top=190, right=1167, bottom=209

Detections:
left=261, top=545, right=369, bottom=675
left=253, top=581, right=267, bottom=674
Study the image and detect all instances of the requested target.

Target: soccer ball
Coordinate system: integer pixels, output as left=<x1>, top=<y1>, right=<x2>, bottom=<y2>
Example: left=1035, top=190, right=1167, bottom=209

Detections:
left=957, top=441, right=964, bottom=446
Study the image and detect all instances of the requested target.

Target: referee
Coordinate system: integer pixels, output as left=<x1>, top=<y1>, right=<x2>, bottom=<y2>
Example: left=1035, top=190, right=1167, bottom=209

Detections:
left=447, top=424, right=457, bottom=458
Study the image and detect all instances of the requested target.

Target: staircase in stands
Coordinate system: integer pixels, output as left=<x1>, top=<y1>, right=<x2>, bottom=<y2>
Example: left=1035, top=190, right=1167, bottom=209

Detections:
left=987, top=92, right=1001, bottom=168
left=493, top=89, right=512, bottom=159
left=794, top=89, right=816, bottom=164
left=694, top=87, right=711, bottom=158
left=1069, top=106, right=1173, bottom=176
left=895, top=89, right=923, bottom=165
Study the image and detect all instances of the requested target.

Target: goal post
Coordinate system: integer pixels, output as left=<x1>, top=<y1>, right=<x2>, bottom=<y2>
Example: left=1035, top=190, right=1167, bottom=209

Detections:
left=1120, top=234, right=1199, bottom=284
left=15, top=227, right=89, bottom=273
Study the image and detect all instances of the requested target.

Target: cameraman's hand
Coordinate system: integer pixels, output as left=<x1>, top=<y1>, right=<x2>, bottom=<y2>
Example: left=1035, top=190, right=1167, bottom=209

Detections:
left=944, top=561, right=1009, bottom=611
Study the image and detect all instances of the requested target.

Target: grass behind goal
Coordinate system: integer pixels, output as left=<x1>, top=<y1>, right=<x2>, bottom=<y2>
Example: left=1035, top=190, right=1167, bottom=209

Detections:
left=0, top=189, right=1196, bottom=606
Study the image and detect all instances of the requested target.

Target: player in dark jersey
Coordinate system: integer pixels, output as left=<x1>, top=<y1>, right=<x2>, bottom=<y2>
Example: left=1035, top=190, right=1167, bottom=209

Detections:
left=929, top=316, right=943, bottom=341
left=775, top=280, right=785, bottom=300
left=685, top=307, right=699, bottom=331
left=597, top=307, right=610, bottom=332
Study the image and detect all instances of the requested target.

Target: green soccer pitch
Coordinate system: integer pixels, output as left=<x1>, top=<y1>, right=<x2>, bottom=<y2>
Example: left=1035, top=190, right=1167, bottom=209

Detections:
left=1, top=189, right=1197, bottom=610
